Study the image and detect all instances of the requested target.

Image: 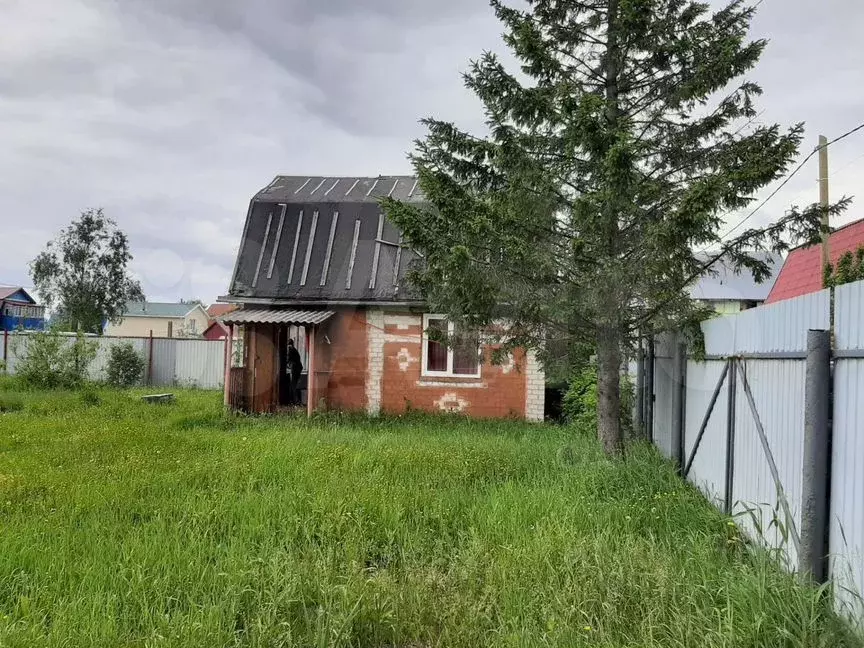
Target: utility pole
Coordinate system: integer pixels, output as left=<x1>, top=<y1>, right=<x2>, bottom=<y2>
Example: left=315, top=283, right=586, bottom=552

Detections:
left=818, top=135, right=830, bottom=271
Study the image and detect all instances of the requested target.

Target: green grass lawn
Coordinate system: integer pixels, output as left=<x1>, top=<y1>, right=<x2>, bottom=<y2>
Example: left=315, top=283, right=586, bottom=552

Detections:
left=0, top=382, right=855, bottom=647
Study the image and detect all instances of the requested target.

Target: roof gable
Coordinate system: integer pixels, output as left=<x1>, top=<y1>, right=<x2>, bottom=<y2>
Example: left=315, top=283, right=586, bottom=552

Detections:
left=0, top=287, right=36, bottom=304
left=766, top=217, right=864, bottom=303
left=229, top=176, right=424, bottom=304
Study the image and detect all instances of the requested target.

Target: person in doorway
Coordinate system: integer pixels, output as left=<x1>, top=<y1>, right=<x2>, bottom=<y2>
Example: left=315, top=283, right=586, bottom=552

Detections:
left=287, top=338, right=303, bottom=406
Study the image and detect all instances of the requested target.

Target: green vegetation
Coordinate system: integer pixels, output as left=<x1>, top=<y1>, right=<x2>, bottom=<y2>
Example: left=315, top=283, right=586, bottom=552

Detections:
left=825, top=245, right=864, bottom=288
left=0, top=380, right=854, bottom=647
left=106, top=341, right=145, bottom=387
left=13, top=329, right=96, bottom=390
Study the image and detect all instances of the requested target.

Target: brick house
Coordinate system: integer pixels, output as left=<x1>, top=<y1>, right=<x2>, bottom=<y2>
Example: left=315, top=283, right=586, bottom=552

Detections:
left=219, top=175, right=544, bottom=420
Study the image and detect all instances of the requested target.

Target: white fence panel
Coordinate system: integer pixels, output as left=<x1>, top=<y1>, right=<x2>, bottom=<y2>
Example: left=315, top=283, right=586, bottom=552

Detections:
left=4, top=335, right=29, bottom=374
left=830, top=358, right=864, bottom=619
left=836, top=280, right=864, bottom=350
left=682, top=360, right=728, bottom=507
left=149, top=339, right=176, bottom=386
left=830, top=279, right=864, bottom=619
left=731, top=359, right=806, bottom=569
left=652, top=355, right=675, bottom=458
left=174, top=340, right=225, bottom=389
left=701, top=289, right=830, bottom=355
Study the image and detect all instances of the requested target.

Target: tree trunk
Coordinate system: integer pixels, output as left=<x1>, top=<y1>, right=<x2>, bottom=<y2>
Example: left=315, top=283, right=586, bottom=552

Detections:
left=596, top=327, right=623, bottom=456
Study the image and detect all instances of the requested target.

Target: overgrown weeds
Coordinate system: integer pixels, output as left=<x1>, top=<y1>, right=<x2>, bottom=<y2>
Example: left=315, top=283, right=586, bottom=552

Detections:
left=0, top=387, right=855, bottom=647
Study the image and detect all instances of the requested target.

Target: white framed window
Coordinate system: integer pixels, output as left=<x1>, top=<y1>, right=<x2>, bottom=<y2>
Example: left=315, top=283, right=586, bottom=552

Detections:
left=421, top=314, right=482, bottom=378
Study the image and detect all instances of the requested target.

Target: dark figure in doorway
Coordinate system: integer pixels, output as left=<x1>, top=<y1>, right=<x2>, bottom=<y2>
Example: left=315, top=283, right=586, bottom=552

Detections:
left=287, top=338, right=303, bottom=406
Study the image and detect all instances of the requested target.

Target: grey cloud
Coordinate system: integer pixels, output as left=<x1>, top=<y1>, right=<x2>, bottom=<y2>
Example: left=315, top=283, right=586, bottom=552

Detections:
left=1, top=0, right=862, bottom=304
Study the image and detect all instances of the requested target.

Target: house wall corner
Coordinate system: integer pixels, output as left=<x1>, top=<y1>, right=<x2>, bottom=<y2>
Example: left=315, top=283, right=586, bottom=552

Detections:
left=524, top=349, right=545, bottom=422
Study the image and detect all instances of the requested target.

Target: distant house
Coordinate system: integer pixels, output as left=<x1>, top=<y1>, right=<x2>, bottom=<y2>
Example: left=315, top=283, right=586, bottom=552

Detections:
left=0, top=287, right=45, bottom=332
left=207, top=303, right=238, bottom=319
left=202, top=304, right=239, bottom=340
left=203, top=320, right=230, bottom=341
left=689, top=252, right=782, bottom=315
left=104, top=301, right=210, bottom=338
left=219, top=175, right=544, bottom=420
left=767, top=217, right=864, bottom=304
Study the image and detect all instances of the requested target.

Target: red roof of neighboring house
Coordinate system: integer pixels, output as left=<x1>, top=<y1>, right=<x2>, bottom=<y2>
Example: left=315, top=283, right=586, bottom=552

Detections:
left=766, top=217, right=864, bottom=304
left=207, top=303, right=238, bottom=319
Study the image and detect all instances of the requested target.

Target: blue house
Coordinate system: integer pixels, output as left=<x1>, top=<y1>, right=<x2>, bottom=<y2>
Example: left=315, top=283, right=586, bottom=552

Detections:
left=0, top=287, right=46, bottom=331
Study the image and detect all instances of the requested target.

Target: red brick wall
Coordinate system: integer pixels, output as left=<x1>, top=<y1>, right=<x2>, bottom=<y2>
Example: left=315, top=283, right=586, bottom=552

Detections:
left=378, top=313, right=528, bottom=419
left=317, top=308, right=368, bottom=411
left=313, top=308, right=537, bottom=420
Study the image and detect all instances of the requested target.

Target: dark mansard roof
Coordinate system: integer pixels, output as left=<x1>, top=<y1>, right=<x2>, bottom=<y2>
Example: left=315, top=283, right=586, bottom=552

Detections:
left=226, top=176, right=425, bottom=305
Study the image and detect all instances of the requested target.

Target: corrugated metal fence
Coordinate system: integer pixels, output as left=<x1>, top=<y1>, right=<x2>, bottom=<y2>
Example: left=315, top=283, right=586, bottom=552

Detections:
left=0, top=333, right=226, bottom=389
left=648, top=281, right=864, bottom=619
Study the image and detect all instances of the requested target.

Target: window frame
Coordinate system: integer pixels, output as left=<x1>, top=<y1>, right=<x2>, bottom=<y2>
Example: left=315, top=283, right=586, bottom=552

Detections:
left=421, top=314, right=482, bottom=379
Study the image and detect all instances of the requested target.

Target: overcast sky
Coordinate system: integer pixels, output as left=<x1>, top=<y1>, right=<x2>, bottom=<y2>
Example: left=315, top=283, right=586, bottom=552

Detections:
left=1, top=0, right=862, bottom=305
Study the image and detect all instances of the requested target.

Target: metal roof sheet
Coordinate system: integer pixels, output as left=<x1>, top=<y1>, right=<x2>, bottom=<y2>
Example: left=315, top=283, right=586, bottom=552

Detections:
left=688, top=252, right=782, bottom=302
left=221, top=309, right=334, bottom=326
left=255, top=175, right=424, bottom=204
left=229, top=180, right=425, bottom=304
left=767, top=217, right=864, bottom=304
left=0, top=287, right=35, bottom=303
left=122, top=301, right=199, bottom=318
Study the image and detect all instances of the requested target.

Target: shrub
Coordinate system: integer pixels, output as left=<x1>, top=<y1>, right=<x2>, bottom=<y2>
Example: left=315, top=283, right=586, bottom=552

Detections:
left=79, top=388, right=101, bottom=407
left=0, top=393, right=24, bottom=413
left=106, top=343, right=145, bottom=388
left=563, top=364, right=634, bottom=436
left=15, top=330, right=96, bottom=390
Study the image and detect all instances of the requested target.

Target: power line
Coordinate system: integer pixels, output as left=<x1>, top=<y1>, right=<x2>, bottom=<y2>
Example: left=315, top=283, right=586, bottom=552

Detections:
left=720, top=120, right=864, bottom=241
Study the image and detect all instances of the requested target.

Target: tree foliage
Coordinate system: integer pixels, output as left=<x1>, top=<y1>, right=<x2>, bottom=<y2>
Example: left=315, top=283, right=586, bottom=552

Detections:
left=106, top=342, right=145, bottom=388
left=383, top=0, right=849, bottom=455
left=30, top=209, right=144, bottom=334
left=824, top=246, right=864, bottom=288
left=15, top=330, right=97, bottom=390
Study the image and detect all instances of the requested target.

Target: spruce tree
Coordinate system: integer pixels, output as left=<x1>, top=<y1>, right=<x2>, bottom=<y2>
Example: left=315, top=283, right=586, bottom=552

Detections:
left=384, top=0, right=847, bottom=455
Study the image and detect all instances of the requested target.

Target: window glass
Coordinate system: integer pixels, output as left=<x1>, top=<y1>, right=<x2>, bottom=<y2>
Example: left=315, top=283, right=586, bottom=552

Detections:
left=425, top=317, right=448, bottom=373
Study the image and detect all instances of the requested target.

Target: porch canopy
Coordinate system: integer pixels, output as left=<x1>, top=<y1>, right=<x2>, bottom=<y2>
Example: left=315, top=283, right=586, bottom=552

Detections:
left=221, top=308, right=334, bottom=415
left=221, top=309, right=333, bottom=326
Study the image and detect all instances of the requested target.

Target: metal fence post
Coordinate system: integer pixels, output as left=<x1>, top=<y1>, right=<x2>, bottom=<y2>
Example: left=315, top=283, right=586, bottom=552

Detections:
left=724, top=357, right=737, bottom=516
left=635, top=342, right=645, bottom=437
left=646, top=336, right=655, bottom=441
left=671, top=341, right=687, bottom=472
left=799, top=329, right=831, bottom=583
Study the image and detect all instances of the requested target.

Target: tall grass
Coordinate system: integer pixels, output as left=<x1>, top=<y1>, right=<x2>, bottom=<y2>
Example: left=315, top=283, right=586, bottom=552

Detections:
left=0, top=381, right=855, bottom=646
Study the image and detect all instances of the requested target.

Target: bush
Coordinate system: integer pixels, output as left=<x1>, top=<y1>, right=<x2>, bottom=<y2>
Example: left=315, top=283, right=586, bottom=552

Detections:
left=15, top=330, right=97, bottom=390
left=79, top=388, right=101, bottom=407
left=563, top=365, right=634, bottom=436
left=0, top=393, right=24, bottom=413
left=106, top=343, right=145, bottom=388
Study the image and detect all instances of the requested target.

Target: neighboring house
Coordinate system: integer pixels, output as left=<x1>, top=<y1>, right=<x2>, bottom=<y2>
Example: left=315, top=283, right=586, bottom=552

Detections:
left=206, top=303, right=238, bottom=320
left=0, top=287, right=45, bottom=331
left=767, top=217, right=864, bottom=304
left=219, top=175, right=544, bottom=420
left=203, top=320, right=230, bottom=341
left=688, top=251, right=782, bottom=315
left=104, top=301, right=210, bottom=338
left=202, top=304, right=239, bottom=340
